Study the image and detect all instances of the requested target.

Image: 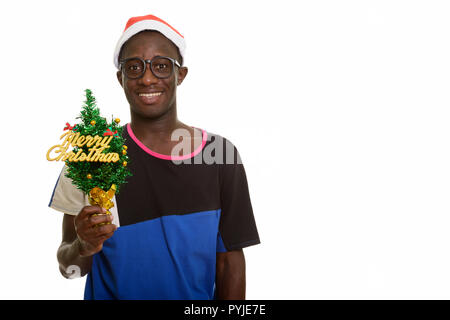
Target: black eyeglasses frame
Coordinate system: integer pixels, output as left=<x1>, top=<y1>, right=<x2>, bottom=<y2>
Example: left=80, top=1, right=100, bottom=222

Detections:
left=119, top=56, right=182, bottom=79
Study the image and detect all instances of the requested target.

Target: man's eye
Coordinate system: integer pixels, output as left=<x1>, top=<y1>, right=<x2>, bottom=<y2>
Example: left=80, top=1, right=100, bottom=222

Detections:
left=155, top=64, right=168, bottom=70
left=128, top=65, right=141, bottom=71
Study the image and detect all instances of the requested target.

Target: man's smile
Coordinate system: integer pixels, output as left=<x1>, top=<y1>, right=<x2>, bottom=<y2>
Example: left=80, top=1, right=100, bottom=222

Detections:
left=137, top=91, right=163, bottom=104
left=139, top=92, right=162, bottom=97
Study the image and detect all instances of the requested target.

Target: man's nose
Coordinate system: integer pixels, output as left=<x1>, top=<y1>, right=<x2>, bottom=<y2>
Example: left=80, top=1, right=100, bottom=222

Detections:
left=139, top=64, right=158, bottom=85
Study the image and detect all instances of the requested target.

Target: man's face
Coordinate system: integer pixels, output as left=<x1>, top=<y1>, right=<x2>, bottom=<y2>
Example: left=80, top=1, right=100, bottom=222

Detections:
left=117, top=31, right=188, bottom=120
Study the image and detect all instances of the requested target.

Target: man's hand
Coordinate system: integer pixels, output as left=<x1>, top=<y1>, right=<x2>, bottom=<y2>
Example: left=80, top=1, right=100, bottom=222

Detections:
left=74, top=205, right=117, bottom=257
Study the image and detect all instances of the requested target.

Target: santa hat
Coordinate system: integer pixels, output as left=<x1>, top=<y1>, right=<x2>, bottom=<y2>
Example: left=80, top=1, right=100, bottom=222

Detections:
left=114, top=14, right=186, bottom=69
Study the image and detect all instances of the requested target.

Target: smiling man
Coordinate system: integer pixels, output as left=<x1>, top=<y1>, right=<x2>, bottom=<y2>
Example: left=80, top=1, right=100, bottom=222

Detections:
left=49, top=14, right=260, bottom=300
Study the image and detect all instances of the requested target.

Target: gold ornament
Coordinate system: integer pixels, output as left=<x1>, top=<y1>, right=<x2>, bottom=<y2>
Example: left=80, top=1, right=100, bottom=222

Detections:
left=90, top=120, right=96, bottom=126
left=87, top=174, right=92, bottom=179
left=123, top=161, right=127, bottom=167
left=122, top=149, right=127, bottom=155
left=123, top=145, right=128, bottom=150
left=115, top=118, right=120, bottom=124
left=88, top=184, right=116, bottom=226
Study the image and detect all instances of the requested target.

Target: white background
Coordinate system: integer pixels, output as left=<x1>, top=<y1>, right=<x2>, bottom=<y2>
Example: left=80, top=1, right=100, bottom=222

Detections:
left=0, top=0, right=449, bottom=299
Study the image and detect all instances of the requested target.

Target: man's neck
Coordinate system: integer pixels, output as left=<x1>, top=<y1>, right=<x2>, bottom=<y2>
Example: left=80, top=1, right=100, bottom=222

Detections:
left=129, top=107, right=203, bottom=157
left=131, top=116, right=179, bottom=140
left=129, top=105, right=192, bottom=145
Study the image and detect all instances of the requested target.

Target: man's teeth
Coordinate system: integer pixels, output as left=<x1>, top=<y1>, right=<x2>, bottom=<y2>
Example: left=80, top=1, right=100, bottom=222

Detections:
left=139, top=92, right=162, bottom=97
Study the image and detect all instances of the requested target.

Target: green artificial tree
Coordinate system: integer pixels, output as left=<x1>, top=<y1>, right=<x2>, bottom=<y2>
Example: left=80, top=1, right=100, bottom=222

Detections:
left=64, top=89, right=131, bottom=196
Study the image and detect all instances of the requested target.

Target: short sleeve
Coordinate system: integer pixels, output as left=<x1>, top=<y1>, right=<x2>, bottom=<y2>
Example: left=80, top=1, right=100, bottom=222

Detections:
left=217, top=139, right=260, bottom=251
left=48, top=166, right=89, bottom=215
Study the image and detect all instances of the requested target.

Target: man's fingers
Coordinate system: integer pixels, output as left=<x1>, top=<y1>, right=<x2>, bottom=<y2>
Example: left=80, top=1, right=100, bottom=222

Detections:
left=76, top=211, right=116, bottom=256
left=87, top=213, right=113, bottom=227
left=76, top=212, right=111, bottom=232
left=95, top=223, right=117, bottom=236
left=84, top=222, right=117, bottom=238
left=77, top=215, right=115, bottom=243
left=99, top=231, right=116, bottom=241
left=77, top=205, right=106, bottom=220
left=90, top=229, right=116, bottom=246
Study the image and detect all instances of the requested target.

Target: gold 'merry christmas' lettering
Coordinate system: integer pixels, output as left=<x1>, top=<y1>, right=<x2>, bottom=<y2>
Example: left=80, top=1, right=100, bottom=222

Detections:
left=46, top=131, right=119, bottom=163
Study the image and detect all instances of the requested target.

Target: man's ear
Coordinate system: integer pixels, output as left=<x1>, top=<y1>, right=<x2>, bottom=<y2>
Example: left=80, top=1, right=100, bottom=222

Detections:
left=117, top=70, right=123, bottom=87
left=177, top=67, right=188, bottom=86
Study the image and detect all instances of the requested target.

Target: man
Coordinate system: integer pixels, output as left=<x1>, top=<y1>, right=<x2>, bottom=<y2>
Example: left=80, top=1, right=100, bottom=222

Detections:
left=49, top=14, right=260, bottom=300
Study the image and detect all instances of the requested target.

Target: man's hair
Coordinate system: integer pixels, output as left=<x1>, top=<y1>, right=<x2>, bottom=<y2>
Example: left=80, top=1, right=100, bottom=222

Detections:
left=118, top=30, right=183, bottom=67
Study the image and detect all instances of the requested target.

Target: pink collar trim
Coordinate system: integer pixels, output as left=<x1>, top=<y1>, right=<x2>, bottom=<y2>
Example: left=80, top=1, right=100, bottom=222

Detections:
left=126, top=123, right=208, bottom=160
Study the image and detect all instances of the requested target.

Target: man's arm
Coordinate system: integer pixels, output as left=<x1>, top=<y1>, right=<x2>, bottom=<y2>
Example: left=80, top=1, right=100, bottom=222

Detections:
left=57, top=206, right=116, bottom=278
left=57, top=214, right=93, bottom=278
left=215, top=249, right=246, bottom=300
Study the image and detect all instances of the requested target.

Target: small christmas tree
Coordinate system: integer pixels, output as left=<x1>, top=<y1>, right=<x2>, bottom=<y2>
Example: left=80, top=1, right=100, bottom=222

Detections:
left=63, top=89, right=131, bottom=213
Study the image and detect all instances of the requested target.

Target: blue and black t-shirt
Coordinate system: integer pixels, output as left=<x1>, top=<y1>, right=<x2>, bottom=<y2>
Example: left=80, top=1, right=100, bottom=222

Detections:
left=49, top=124, right=260, bottom=300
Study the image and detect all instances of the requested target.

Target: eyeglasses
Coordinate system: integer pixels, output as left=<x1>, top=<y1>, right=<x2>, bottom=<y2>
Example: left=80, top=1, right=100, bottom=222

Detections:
left=119, top=56, right=181, bottom=79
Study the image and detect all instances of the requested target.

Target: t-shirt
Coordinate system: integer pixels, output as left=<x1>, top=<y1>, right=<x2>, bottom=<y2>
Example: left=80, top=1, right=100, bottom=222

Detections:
left=49, top=123, right=260, bottom=300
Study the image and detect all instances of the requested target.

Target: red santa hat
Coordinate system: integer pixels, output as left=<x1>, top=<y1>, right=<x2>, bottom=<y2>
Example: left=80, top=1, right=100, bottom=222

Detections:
left=114, top=14, right=186, bottom=69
